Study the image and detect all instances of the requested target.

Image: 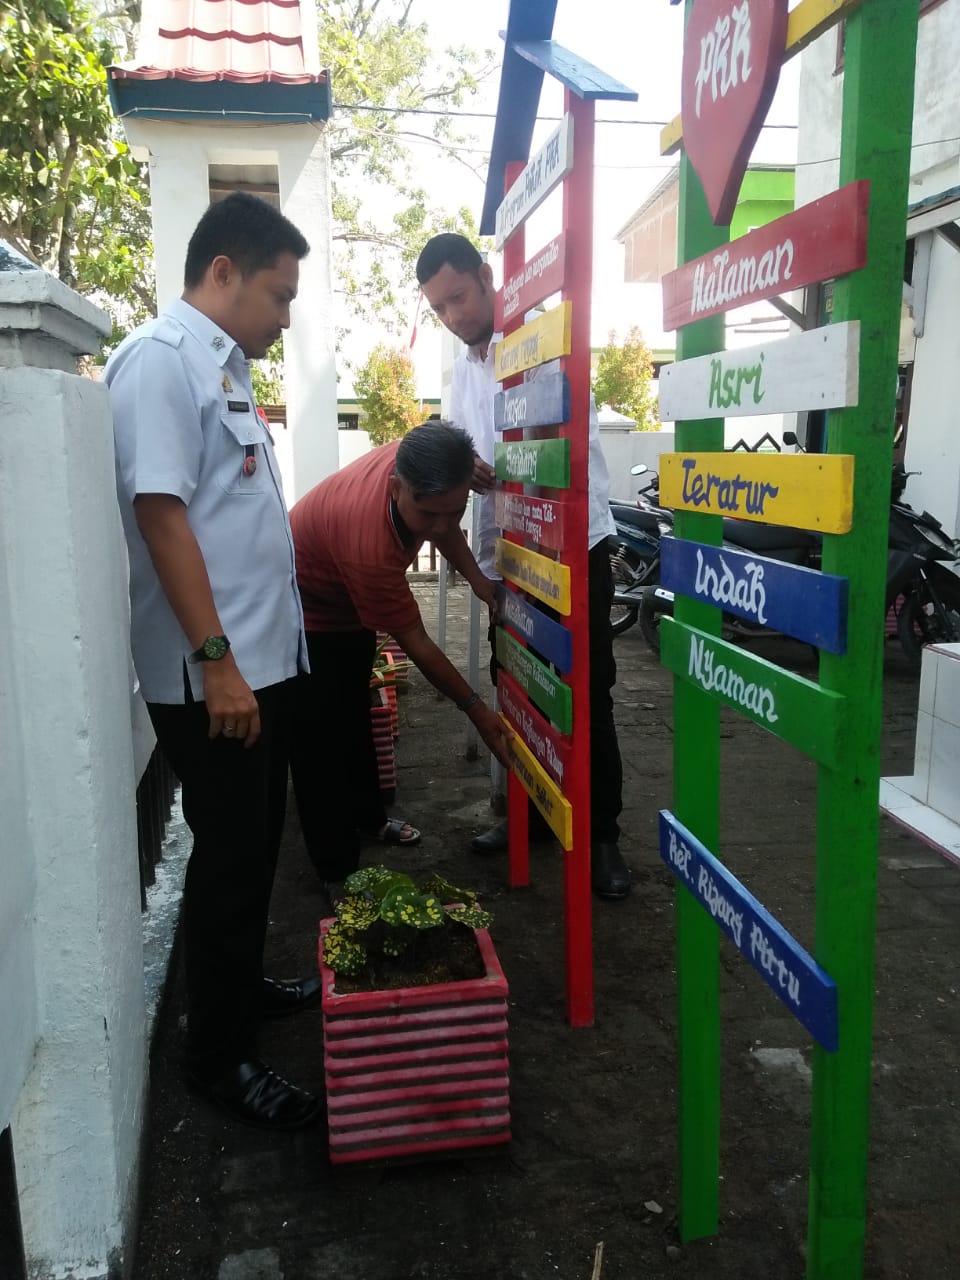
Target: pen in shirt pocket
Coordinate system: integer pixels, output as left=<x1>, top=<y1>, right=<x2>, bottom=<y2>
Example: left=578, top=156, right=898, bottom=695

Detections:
left=242, top=443, right=257, bottom=477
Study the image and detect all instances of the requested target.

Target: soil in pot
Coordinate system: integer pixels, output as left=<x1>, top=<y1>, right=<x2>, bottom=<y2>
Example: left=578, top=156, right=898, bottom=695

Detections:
left=331, top=922, right=486, bottom=995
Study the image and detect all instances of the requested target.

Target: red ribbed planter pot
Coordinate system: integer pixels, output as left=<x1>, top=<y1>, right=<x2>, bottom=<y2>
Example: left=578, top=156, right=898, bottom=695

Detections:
left=319, top=919, right=511, bottom=1164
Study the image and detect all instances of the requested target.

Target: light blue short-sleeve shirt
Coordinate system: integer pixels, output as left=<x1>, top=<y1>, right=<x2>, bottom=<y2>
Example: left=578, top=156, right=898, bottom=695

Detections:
left=105, top=298, right=306, bottom=703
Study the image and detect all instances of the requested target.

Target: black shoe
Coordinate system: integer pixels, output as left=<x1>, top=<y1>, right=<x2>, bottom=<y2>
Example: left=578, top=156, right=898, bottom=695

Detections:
left=592, top=843, right=631, bottom=900
left=472, top=819, right=509, bottom=854
left=262, top=974, right=323, bottom=1018
left=185, top=1058, right=322, bottom=1130
left=471, top=816, right=554, bottom=854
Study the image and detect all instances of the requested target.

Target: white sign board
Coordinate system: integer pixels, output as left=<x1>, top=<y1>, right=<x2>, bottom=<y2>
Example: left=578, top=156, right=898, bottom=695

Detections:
left=658, top=321, right=861, bottom=421
left=494, top=114, right=575, bottom=249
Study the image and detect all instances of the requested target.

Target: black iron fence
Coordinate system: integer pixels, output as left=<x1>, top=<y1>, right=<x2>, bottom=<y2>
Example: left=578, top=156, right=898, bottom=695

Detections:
left=135, top=747, right=178, bottom=909
left=0, top=1128, right=25, bottom=1280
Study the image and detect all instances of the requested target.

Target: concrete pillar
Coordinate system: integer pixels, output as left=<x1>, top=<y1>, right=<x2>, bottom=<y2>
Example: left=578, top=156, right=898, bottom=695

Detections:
left=0, top=254, right=146, bottom=1279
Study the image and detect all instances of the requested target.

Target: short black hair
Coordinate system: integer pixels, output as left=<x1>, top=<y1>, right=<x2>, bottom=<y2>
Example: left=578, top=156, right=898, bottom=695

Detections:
left=394, top=421, right=476, bottom=498
left=415, top=233, right=483, bottom=286
left=183, top=193, right=310, bottom=288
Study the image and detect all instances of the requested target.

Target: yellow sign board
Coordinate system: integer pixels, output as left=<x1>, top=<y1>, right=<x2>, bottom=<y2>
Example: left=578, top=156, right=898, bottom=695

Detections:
left=495, top=302, right=572, bottom=382
left=504, top=718, right=573, bottom=850
left=495, top=538, right=571, bottom=614
left=659, top=452, right=854, bottom=534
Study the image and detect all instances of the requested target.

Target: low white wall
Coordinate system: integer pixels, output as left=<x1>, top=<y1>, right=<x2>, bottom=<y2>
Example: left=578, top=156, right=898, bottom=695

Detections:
left=600, top=428, right=676, bottom=503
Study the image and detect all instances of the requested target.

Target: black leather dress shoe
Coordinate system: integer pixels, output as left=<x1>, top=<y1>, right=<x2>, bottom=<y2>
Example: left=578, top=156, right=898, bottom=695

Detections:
left=471, top=815, right=554, bottom=854
left=592, top=843, right=631, bottom=900
left=186, top=1059, right=322, bottom=1130
left=262, top=974, right=323, bottom=1018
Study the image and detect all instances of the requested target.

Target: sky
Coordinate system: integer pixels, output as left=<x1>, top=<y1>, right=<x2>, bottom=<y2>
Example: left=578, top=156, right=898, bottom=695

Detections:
left=339, top=0, right=800, bottom=396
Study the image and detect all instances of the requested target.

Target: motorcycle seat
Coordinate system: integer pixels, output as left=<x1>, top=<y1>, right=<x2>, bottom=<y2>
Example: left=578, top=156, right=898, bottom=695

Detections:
left=610, top=504, right=666, bottom=533
left=722, top=518, right=822, bottom=552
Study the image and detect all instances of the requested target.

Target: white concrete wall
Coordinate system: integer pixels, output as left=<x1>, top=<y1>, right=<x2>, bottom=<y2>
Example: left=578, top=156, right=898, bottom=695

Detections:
left=0, top=271, right=146, bottom=1279
left=122, top=117, right=339, bottom=505
left=797, top=5, right=960, bottom=534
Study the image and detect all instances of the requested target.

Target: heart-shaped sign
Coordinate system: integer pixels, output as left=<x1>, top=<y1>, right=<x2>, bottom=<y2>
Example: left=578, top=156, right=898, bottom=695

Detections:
left=680, top=0, right=788, bottom=226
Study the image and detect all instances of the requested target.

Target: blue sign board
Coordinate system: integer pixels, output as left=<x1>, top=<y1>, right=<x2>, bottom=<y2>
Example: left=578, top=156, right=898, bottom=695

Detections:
left=659, top=810, right=838, bottom=1051
left=494, top=371, right=569, bottom=432
left=660, top=536, right=849, bottom=655
left=496, top=583, right=572, bottom=672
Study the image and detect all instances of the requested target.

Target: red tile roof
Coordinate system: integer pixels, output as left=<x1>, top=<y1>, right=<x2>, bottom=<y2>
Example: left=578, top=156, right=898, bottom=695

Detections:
left=111, top=0, right=323, bottom=86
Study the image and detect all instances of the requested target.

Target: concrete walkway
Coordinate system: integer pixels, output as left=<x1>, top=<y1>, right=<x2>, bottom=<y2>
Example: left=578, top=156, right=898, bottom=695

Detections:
left=134, top=582, right=960, bottom=1280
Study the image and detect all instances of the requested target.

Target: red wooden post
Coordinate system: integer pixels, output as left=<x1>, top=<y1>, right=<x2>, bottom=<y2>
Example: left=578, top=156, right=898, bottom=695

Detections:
left=561, top=88, right=596, bottom=1027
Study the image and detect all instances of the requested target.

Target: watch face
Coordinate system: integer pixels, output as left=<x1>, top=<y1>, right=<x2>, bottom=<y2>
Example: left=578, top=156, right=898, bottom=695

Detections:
left=204, top=636, right=228, bottom=661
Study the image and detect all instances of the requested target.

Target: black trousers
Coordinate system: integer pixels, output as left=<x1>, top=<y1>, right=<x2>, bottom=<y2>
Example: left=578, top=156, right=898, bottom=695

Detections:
left=490, top=539, right=623, bottom=844
left=147, top=677, right=295, bottom=1078
left=289, top=629, right=384, bottom=882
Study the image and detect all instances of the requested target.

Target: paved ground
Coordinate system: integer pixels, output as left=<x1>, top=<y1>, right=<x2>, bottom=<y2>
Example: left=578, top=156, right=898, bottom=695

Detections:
left=135, top=581, right=960, bottom=1280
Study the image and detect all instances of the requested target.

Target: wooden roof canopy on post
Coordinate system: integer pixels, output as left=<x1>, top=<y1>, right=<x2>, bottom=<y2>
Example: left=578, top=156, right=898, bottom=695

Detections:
left=106, top=0, right=332, bottom=122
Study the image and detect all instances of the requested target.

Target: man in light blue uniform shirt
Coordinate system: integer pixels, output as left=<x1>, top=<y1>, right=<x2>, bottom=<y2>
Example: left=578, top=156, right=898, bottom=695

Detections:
left=106, top=193, right=321, bottom=1130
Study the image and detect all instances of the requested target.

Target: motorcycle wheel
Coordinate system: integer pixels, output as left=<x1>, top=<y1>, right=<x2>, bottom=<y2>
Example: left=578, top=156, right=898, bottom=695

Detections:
left=897, top=570, right=960, bottom=669
left=609, top=543, right=642, bottom=637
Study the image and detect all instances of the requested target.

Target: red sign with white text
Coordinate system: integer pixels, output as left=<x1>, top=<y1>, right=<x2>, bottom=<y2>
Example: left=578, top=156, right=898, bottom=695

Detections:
left=498, top=671, right=571, bottom=791
left=662, top=180, right=870, bottom=331
left=681, top=0, right=789, bottom=226
left=495, top=233, right=567, bottom=329
left=494, top=489, right=568, bottom=552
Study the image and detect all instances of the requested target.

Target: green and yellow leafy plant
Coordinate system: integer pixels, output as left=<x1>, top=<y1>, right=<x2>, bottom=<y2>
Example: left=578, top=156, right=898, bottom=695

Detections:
left=322, top=865, right=492, bottom=977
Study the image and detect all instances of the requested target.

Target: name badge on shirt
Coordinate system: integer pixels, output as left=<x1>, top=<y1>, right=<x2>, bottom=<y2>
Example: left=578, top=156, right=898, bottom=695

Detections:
left=227, top=399, right=251, bottom=413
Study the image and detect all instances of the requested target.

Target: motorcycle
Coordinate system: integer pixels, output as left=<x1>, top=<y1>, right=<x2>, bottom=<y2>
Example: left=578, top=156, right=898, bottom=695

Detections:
left=887, top=462, right=960, bottom=666
left=608, top=464, right=673, bottom=637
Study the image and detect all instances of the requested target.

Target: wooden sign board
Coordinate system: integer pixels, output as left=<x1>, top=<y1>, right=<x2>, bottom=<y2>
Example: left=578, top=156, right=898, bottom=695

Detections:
left=494, top=491, right=567, bottom=552
left=495, top=538, right=571, bottom=614
left=505, top=720, right=573, bottom=850
left=496, top=234, right=567, bottom=329
left=662, top=180, right=870, bottom=331
left=659, top=810, right=838, bottom=1051
left=494, top=370, right=569, bottom=432
left=659, top=322, right=860, bottom=422
left=495, top=114, right=574, bottom=249
left=496, top=583, right=572, bottom=672
left=498, top=670, right=571, bottom=790
left=660, top=617, right=842, bottom=768
left=495, top=627, right=572, bottom=734
left=494, top=437, right=570, bottom=488
left=495, top=302, right=573, bottom=382
left=660, top=536, right=849, bottom=655
left=659, top=452, right=854, bottom=534
left=681, top=0, right=789, bottom=226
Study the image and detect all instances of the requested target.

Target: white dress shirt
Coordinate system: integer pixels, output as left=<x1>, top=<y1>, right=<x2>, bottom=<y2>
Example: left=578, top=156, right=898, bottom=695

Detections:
left=106, top=298, right=306, bottom=703
left=449, top=336, right=616, bottom=577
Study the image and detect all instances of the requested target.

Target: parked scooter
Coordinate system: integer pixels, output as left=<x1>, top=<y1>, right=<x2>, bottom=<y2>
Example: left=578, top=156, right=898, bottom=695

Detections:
left=608, top=464, right=673, bottom=636
left=887, top=462, right=960, bottom=666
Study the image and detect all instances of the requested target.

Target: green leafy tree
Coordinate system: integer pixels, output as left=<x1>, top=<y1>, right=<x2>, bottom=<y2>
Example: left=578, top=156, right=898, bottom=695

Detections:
left=592, top=326, right=660, bottom=431
left=318, top=0, right=494, bottom=334
left=353, top=344, right=422, bottom=446
left=0, top=0, right=153, bottom=323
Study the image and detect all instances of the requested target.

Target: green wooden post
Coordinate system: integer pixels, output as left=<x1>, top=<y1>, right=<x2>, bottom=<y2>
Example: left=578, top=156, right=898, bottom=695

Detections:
left=807, top=3, right=919, bottom=1276
left=673, top=2, right=728, bottom=1231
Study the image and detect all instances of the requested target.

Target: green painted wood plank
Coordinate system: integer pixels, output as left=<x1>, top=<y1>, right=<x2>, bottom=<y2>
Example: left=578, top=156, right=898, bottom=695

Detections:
left=495, top=626, right=572, bottom=734
left=661, top=617, right=843, bottom=768
left=494, top=436, right=570, bottom=488
left=806, top=4, right=919, bottom=1279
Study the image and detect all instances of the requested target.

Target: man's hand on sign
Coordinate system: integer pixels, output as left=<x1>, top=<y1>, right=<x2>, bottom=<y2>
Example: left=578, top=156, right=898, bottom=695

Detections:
left=471, top=455, right=496, bottom=493
left=474, top=575, right=499, bottom=623
left=468, top=699, right=514, bottom=769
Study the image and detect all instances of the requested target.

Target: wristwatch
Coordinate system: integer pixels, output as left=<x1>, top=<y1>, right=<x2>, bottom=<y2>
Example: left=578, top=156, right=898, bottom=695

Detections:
left=187, top=635, right=231, bottom=664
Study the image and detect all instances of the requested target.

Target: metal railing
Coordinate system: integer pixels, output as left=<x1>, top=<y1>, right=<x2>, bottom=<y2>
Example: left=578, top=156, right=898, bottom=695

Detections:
left=135, top=747, right=178, bottom=910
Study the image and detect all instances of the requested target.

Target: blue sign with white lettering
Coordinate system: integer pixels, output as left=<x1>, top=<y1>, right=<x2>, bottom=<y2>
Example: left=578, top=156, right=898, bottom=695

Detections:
left=659, top=810, right=838, bottom=1051
left=660, top=536, right=849, bottom=655
left=494, top=371, right=569, bottom=432
left=496, top=583, right=572, bottom=672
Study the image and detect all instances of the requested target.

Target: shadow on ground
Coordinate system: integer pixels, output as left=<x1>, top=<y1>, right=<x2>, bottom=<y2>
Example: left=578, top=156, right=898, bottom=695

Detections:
left=135, top=584, right=960, bottom=1280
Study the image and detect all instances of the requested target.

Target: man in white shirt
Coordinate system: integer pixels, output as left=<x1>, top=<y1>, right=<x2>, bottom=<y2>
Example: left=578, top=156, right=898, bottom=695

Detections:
left=107, top=193, right=322, bottom=1129
left=416, top=233, right=630, bottom=899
